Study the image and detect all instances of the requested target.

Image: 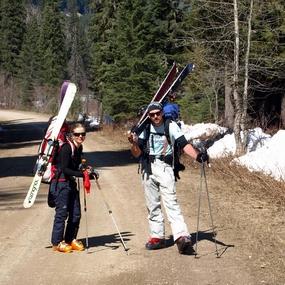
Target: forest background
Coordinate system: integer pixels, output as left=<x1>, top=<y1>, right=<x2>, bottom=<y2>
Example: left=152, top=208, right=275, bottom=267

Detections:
left=1, top=0, right=285, bottom=141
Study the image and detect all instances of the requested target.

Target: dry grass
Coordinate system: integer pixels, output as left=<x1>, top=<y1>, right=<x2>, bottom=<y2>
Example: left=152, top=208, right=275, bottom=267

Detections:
left=182, top=155, right=285, bottom=284
left=212, top=157, right=285, bottom=208
left=97, top=124, right=130, bottom=148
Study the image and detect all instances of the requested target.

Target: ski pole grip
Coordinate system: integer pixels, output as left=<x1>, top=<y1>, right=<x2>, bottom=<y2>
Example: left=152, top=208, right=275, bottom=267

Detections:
left=79, top=158, right=88, bottom=171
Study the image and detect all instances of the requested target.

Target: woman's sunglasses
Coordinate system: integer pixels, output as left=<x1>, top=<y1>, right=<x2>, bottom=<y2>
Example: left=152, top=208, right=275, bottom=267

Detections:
left=73, top=132, right=86, bottom=137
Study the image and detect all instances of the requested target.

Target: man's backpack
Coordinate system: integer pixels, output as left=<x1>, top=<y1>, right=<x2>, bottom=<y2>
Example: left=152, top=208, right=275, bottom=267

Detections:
left=142, top=119, right=185, bottom=180
left=163, top=102, right=180, bottom=122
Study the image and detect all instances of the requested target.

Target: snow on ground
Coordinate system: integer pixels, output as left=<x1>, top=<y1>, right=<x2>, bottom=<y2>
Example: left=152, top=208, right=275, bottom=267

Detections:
left=182, top=123, right=285, bottom=181
left=234, top=130, right=285, bottom=181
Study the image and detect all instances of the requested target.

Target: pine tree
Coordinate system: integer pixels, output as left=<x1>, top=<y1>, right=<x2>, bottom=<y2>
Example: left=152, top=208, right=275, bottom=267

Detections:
left=88, top=0, right=189, bottom=121
left=66, top=0, right=88, bottom=87
left=39, top=0, right=67, bottom=85
left=0, top=0, right=26, bottom=79
left=18, top=16, right=42, bottom=107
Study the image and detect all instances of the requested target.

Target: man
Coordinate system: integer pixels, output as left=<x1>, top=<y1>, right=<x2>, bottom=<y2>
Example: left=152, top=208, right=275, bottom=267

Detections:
left=128, top=102, right=208, bottom=254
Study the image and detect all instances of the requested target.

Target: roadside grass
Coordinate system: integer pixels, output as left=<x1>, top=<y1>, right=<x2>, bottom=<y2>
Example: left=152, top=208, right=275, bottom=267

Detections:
left=98, top=124, right=130, bottom=147
left=212, top=157, right=285, bottom=207
left=183, top=156, right=285, bottom=284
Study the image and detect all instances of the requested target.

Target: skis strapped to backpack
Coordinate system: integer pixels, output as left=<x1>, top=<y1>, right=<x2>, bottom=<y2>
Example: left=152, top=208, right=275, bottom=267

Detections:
left=136, top=62, right=178, bottom=128
left=23, top=82, right=77, bottom=208
left=133, top=63, right=194, bottom=136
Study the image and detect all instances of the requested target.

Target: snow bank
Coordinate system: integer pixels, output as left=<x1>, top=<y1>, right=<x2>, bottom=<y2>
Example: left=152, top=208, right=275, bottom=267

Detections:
left=182, top=122, right=227, bottom=141
left=234, top=130, right=285, bottom=181
left=183, top=123, right=284, bottom=181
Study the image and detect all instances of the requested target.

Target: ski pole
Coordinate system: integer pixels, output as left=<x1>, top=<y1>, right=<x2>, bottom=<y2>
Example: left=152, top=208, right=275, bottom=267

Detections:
left=78, top=177, right=89, bottom=253
left=93, top=175, right=129, bottom=255
left=195, top=161, right=219, bottom=258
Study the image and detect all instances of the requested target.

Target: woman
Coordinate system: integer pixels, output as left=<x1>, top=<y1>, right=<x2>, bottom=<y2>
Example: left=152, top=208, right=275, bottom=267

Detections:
left=49, top=123, right=91, bottom=253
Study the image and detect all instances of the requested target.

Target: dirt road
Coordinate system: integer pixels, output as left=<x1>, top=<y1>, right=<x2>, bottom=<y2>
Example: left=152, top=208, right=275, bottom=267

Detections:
left=0, top=110, right=283, bottom=285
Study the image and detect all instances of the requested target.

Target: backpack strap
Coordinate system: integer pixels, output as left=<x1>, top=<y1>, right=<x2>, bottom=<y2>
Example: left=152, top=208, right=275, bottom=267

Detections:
left=140, top=123, right=152, bottom=176
left=66, top=138, right=75, bottom=157
left=163, top=118, right=172, bottom=145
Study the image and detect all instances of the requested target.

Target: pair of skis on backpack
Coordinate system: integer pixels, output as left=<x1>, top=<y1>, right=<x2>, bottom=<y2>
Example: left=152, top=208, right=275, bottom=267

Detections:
left=23, top=62, right=194, bottom=208
left=132, top=62, right=194, bottom=136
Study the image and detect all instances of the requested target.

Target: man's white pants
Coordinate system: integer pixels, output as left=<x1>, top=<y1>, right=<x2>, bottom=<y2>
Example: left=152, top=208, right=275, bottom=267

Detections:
left=142, top=159, right=190, bottom=242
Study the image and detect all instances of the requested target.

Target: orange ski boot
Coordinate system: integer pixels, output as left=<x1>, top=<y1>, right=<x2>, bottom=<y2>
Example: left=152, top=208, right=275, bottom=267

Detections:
left=53, top=241, right=72, bottom=253
left=70, top=239, right=85, bottom=251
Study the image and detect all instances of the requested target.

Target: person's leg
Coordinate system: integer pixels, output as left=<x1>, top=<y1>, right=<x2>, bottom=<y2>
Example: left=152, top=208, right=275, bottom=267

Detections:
left=50, top=182, right=72, bottom=252
left=155, top=162, right=194, bottom=254
left=143, top=172, right=165, bottom=239
left=64, top=181, right=81, bottom=244
left=153, top=161, right=190, bottom=241
left=51, top=182, right=69, bottom=244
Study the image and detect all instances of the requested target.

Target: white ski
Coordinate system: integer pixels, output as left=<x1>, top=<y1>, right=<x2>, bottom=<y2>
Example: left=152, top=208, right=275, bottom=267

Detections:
left=23, top=82, right=77, bottom=208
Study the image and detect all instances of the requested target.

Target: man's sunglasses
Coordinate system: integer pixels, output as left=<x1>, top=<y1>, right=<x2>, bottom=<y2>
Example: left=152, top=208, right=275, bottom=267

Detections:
left=149, top=111, right=162, bottom=118
left=73, top=132, right=86, bottom=137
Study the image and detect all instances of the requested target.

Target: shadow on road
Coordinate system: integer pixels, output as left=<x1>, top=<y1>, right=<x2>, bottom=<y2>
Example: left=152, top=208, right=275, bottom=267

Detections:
left=0, top=120, right=47, bottom=144
left=84, top=150, right=137, bottom=169
left=191, top=229, right=235, bottom=258
left=81, top=231, right=134, bottom=251
left=0, top=149, right=137, bottom=179
left=0, top=186, right=48, bottom=210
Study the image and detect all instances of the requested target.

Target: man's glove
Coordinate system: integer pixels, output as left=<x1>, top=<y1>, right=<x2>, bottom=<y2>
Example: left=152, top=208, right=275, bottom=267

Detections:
left=174, top=162, right=185, bottom=181
left=196, top=151, right=209, bottom=163
left=174, top=169, right=181, bottom=181
left=127, top=132, right=138, bottom=144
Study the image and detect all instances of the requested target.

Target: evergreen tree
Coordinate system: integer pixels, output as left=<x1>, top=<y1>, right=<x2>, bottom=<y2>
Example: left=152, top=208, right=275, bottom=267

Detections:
left=0, top=0, right=26, bottom=79
left=18, top=17, right=42, bottom=107
left=39, top=0, right=67, bottom=85
left=88, top=0, right=119, bottom=111
left=88, top=0, right=189, bottom=121
left=66, top=0, right=88, bottom=88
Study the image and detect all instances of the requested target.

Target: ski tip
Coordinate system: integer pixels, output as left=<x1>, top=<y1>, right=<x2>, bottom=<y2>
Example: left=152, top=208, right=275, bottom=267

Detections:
left=60, top=81, right=70, bottom=104
left=67, top=82, right=77, bottom=93
left=186, top=63, right=195, bottom=71
left=23, top=201, right=33, bottom=208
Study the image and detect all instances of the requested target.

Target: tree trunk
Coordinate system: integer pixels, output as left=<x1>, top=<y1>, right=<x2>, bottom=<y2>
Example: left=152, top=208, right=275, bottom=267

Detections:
left=281, top=95, right=285, bottom=128
left=233, top=0, right=243, bottom=155
left=241, top=0, right=254, bottom=152
left=224, top=63, right=234, bottom=128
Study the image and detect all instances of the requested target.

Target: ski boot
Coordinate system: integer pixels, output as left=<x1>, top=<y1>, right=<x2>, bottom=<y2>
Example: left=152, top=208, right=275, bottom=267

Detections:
left=70, top=239, right=85, bottom=251
left=53, top=241, right=72, bottom=253
left=145, top=238, right=166, bottom=250
left=175, top=236, right=195, bottom=255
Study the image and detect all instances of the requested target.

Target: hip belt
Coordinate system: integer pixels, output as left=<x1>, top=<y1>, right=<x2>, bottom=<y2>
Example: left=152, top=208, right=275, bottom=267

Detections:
left=51, top=176, right=76, bottom=183
left=149, top=155, right=173, bottom=166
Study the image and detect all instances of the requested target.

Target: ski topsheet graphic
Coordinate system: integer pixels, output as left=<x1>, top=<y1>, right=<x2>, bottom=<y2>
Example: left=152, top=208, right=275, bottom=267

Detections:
left=23, top=82, right=77, bottom=208
left=59, top=80, right=70, bottom=105
left=134, top=63, right=194, bottom=135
